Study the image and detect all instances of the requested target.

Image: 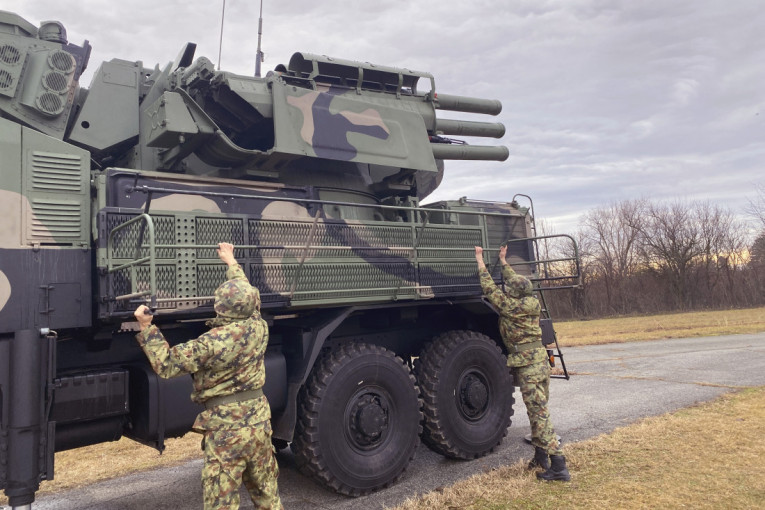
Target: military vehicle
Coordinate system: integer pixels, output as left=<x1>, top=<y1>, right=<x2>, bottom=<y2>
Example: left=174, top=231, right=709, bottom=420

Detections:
left=0, top=9, right=580, bottom=507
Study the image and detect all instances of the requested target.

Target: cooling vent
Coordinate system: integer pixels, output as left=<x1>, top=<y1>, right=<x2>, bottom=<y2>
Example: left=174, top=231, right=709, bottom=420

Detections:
left=43, top=70, right=68, bottom=93
left=0, top=44, right=21, bottom=65
left=36, top=92, right=64, bottom=116
left=32, top=151, right=83, bottom=192
left=48, top=50, right=75, bottom=73
left=0, top=69, right=12, bottom=89
left=29, top=198, right=82, bottom=239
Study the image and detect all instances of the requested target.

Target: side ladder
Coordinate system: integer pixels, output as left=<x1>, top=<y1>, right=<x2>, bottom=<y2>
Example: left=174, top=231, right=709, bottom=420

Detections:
left=507, top=194, right=583, bottom=380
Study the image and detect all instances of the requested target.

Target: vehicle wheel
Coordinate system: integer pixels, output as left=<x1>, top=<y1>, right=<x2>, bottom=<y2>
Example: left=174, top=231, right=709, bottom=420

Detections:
left=415, top=330, right=514, bottom=459
left=292, top=343, right=422, bottom=496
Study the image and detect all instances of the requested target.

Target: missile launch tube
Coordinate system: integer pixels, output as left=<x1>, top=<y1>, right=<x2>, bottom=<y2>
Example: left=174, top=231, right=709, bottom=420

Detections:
left=434, top=93, right=502, bottom=115
left=435, top=119, right=506, bottom=138
left=431, top=144, right=509, bottom=161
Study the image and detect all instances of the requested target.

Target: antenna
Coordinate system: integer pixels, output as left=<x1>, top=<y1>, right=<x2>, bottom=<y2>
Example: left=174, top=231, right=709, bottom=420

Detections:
left=255, top=0, right=264, bottom=76
left=217, top=0, right=226, bottom=71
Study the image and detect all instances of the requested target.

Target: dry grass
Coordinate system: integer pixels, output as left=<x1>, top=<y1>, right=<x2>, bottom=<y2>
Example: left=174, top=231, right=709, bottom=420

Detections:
left=392, top=387, right=765, bottom=510
left=555, top=306, right=765, bottom=346
left=0, top=434, right=202, bottom=506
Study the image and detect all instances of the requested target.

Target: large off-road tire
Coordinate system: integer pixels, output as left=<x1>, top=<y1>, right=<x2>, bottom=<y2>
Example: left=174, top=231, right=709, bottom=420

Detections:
left=292, top=343, right=422, bottom=496
left=416, top=330, right=514, bottom=459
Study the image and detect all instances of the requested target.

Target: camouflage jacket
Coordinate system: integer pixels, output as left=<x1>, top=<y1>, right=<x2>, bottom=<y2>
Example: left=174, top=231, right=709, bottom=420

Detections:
left=136, top=265, right=270, bottom=431
left=479, top=265, right=547, bottom=368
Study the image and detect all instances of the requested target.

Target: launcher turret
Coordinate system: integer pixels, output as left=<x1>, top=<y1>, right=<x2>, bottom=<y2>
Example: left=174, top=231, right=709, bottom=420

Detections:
left=0, top=12, right=507, bottom=200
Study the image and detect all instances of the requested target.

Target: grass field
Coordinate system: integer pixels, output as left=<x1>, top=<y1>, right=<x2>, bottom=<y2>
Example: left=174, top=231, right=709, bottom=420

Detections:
left=1, top=306, right=763, bottom=506
left=554, top=306, right=765, bottom=346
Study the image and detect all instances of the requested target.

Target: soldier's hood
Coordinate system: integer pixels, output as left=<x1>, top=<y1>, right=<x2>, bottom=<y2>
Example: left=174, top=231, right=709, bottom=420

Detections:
left=206, top=278, right=260, bottom=327
left=504, top=274, right=533, bottom=299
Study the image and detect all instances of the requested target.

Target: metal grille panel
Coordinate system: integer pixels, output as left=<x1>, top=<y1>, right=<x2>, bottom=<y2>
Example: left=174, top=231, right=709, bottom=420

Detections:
left=252, top=262, right=416, bottom=303
left=0, top=44, right=21, bottom=65
left=417, top=227, right=483, bottom=259
left=419, top=262, right=480, bottom=297
left=0, top=69, right=12, bottom=89
left=49, top=50, right=76, bottom=73
left=107, top=213, right=175, bottom=259
left=197, top=264, right=228, bottom=297
left=196, top=217, right=245, bottom=258
left=250, top=219, right=412, bottom=259
left=43, top=71, right=68, bottom=93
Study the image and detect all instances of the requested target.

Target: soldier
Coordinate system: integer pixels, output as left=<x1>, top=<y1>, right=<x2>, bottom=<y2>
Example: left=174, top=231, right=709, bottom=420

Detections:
left=474, top=245, right=570, bottom=482
left=134, top=242, right=283, bottom=509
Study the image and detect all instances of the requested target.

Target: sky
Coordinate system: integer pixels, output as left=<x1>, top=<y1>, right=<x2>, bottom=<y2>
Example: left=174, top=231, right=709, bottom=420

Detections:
left=4, top=0, right=764, bottom=234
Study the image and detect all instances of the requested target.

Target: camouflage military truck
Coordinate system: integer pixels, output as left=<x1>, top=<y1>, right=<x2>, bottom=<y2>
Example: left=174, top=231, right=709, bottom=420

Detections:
left=0, top=10, right=580, bottom=506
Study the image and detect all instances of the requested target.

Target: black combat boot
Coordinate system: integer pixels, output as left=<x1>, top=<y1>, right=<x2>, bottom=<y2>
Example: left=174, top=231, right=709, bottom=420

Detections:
left=527, top=446, right=550, bottom=470
left=536, top=454, right=570, bottom=481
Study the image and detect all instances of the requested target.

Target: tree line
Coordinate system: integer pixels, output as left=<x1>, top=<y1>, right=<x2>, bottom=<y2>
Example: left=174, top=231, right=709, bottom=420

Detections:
left=537, top=191, right=765, bottom=319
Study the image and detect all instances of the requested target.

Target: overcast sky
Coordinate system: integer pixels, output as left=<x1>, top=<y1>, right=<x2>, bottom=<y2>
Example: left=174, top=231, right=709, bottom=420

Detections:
left=5, top=0, right=764, bottom=234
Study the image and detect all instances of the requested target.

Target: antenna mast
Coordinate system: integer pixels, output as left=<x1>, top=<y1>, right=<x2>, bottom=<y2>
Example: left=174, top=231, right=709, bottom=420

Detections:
left=255, top=0, right=264, bottom=76
left=217, top=0, right=226, bottom=70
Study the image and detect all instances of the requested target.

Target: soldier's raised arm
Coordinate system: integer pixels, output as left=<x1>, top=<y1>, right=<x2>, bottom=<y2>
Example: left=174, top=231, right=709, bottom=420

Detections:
left=475, top=246, right=512, bottom=310
left=498, top=244, right=518, bottom=281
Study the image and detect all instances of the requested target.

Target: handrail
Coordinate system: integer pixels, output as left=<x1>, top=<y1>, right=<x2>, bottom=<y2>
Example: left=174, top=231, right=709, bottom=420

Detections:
left=107, top=213, right=157, bottom=308
left=127, top=184, right=522, bottom=220
left=504, top=234, right=582, bottom=288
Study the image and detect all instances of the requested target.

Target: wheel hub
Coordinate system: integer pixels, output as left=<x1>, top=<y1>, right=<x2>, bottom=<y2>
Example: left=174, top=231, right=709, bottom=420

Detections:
left=458, top=372, right=489, bottom=419
left=348, top=393, right=389, bottom=447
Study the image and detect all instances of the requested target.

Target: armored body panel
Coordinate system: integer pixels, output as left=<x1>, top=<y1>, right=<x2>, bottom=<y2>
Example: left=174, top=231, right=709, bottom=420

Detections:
left=95, top=169, right=533, bottom=320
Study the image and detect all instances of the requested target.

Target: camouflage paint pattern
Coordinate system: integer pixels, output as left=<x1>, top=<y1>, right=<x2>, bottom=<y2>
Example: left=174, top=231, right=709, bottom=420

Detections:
left=479, top=266, right=546, bottom=368
left=285, top=88, right=391, bottom=159
left=99, top=168, right=534, bottom=319
left=0, top=117, right=92, bottom=332
left=202, top=421, right=283, bottom=510
left=0, top=270, right=9, bottom=311
left=135, top=263, right=281, bottom=507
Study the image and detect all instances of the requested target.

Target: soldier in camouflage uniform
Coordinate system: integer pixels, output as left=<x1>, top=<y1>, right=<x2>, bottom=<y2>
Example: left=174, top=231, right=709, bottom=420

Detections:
left=134, top=243, right=283, bottom=509
left=475, top=245, right=570, bottom=482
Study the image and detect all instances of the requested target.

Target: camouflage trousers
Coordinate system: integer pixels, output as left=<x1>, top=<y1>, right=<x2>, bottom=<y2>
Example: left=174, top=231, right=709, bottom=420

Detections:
left=516, top=360, right=563, bottom=456
left=202, top=420, right=283, bottom=510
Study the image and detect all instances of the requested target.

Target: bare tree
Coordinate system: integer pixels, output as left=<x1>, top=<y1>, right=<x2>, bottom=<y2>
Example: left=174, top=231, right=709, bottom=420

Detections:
left=693, top=201, right=750, bottom=306
left=745, top=182, right=765, bottom=230
left=580, top=199, right=644, bottom=314
left=549, top=197, right=757, bottom=317
left=636, top=200, right=703, bottom=310
left=749, top=232, right=765, bottom=305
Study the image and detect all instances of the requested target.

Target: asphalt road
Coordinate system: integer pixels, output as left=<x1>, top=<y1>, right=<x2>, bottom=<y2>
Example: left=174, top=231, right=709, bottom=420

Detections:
left=23, top=333, right=765, bottom=510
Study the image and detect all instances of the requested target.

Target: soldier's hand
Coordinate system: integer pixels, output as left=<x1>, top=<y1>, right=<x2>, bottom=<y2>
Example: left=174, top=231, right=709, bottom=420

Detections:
left=474, top=246, right=486, bottom=269
left=217, top=242, right=237, bottom=266
left=499, top=245, right=508, bottom=264
left=134, top=305, right=153, bottom=329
